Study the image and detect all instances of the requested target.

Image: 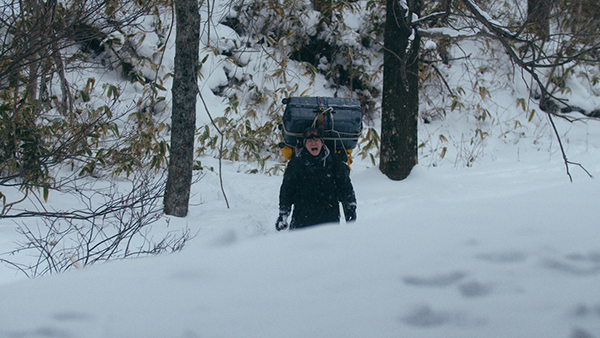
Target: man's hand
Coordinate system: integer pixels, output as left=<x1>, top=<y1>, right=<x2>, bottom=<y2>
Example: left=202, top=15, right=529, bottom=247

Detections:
left=343, top=202, right=356, bottom=222
left=275, top=211, right=289, bottom=231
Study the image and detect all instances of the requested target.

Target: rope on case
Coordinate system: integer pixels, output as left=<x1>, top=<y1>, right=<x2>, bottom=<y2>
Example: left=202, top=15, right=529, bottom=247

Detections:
left=281, top=97, right=361, bottom=149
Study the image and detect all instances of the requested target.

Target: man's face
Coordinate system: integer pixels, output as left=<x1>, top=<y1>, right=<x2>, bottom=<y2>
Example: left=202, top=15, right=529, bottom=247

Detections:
left=305, top=137, right=323, bottom=156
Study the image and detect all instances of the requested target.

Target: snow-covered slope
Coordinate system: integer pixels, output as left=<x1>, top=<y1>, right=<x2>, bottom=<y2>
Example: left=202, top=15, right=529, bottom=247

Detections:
left=1, top=1, right=600, bottom=336
left=1, top=138, right=599, bottom=337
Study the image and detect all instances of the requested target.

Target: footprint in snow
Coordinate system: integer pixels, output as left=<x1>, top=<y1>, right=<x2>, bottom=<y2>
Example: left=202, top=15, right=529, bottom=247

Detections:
left=572, top=303, right=600, bottom=318
left=403, top=271, right=494, bottom=298
left=457, top=280, right=494, bottom=298
left=542, top=251, right=600, bottom=276
left=570, top=328, right=596, bottom=338
left=401, top=305, right=450, bottom=327
left=400, top=305, right=486, bottom=328
left=402, top=271, right=467, bottom=287
left=475, top=250, right=528, bottom=264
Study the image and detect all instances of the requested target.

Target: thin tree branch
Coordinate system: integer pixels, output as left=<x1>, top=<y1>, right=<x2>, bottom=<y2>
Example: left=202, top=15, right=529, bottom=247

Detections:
left=197, top=88, right=230, bottom=209
left=459, top=0, right=594, bottom=181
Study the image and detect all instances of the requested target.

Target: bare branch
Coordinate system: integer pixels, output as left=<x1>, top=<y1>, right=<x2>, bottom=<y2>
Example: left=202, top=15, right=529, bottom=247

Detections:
left=458, top=0, right=596, bottom=180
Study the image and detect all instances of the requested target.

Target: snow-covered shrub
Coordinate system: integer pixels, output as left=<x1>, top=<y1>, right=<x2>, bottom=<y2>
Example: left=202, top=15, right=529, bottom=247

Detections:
left=194, top=0, right=386, bottom=171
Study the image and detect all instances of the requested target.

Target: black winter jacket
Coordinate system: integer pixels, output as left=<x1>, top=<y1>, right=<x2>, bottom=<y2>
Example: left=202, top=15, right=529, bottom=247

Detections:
left=279, top=146, right=356, bottom=229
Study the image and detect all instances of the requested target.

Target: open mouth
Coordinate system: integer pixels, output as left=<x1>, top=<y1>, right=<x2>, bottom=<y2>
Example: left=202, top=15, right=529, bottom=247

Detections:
left=310, top=146, right=319, bottom=152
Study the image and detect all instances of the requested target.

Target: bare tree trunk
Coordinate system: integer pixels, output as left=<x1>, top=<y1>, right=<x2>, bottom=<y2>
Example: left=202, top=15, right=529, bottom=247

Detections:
left=380, top=0, right=421, bottom=181
left=164, top=0, right=200, bottom=217
left=527, top=0, right=551, bottom=40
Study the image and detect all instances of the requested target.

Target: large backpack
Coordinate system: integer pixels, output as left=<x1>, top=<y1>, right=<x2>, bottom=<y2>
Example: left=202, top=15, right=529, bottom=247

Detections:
left=278, top=97, right=363, bottom=163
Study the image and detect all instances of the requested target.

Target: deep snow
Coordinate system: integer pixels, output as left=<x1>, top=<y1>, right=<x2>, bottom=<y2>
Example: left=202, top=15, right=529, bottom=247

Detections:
left=1, top=1, right=600, bottom=336
left=1, top=139, right=599, bottom=337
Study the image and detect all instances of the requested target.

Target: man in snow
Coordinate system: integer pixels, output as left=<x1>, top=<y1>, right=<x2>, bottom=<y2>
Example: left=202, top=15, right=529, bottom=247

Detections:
left=276, top=127, right=356, bottom=231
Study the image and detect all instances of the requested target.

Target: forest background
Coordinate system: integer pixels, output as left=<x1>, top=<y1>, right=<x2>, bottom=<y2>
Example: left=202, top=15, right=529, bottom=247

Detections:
left=1, top=0, right=599, bottom=276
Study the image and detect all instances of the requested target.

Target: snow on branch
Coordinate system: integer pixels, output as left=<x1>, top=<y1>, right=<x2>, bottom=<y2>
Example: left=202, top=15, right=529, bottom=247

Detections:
left=459, top=0, right=595, bottom=181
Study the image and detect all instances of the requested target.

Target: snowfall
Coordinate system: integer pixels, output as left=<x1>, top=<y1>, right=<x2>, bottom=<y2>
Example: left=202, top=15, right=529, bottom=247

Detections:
left=2, top=4, right=600, bottom=338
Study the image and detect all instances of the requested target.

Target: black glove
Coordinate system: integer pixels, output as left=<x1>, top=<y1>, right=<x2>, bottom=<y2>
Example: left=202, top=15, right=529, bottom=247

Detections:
left=275, top=210, right=290, bottom=231
left=343, top=202, right=356, bottom=222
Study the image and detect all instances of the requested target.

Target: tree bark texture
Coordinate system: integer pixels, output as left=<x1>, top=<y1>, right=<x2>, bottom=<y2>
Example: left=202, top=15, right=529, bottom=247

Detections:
left=527, top=0, right=551, bottom=40
left=164, top=0, right=200, bottom=217
left=380, top=0, right=420, bottom=181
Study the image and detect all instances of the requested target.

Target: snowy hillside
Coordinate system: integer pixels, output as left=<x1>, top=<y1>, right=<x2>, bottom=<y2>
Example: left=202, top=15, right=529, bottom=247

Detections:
left=1, top=130, right=600, bottom=337
left=1, top=0, right=600, bottom=337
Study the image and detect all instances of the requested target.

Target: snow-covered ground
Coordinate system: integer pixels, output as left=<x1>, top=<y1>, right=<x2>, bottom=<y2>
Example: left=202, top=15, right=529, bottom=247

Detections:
left=1, top=125, right=599, bottom=337
left=1, top=1, right=600, bottom=336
